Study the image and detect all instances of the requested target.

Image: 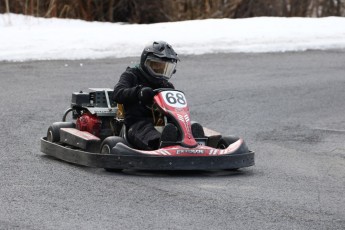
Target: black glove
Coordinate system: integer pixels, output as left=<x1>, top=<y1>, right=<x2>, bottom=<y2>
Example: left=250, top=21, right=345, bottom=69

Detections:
left=138, top=87, right=154, bottom=104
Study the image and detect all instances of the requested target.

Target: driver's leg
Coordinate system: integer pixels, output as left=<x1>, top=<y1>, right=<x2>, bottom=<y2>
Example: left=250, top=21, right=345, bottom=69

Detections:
left=128, top=120, right=161, bottom=150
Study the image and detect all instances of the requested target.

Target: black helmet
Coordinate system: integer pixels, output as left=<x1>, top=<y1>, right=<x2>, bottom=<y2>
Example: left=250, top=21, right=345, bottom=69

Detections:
left=140, top=41, right=179, bottom=83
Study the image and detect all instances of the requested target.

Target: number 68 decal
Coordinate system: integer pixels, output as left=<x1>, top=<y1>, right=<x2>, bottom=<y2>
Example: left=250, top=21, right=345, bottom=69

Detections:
left=161, top=91, right=187, bottom=108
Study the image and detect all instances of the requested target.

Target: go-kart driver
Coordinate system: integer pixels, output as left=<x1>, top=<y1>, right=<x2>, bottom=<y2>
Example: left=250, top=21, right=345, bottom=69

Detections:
left=113, top=41, right=179, bottom=150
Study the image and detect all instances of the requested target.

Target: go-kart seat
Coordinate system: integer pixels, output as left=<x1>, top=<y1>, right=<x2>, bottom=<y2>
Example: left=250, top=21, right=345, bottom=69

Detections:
left=115, top=104, right=136, bottom=148
left=116, top=103, right=125, bottom=120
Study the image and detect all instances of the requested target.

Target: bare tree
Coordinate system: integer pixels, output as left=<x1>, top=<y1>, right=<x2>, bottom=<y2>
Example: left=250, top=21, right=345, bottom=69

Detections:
left=1, top=0, right=344, bottom=22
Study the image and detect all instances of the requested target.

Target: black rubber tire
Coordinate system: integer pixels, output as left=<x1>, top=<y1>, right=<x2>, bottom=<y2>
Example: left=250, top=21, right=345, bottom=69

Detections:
left=100, top=136, right=128, bottom=154
left=100, top=136, right=128, bottom=172
left=217, top=136, right=241, bottom=171
left=47, top=122, right=75, bottom=143
left=217, top=136, right=240, bottom=149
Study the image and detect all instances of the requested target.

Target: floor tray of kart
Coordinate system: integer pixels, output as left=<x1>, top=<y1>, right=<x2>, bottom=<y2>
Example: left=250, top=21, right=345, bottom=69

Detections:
left=40, top=88, right=254, bottom=171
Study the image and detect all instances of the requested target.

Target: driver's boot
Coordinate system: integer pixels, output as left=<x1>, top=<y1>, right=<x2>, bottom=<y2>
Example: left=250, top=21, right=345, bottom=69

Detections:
left=160, top=123, right=178, bottom=147
left=191, top=122, right=205, bottom=138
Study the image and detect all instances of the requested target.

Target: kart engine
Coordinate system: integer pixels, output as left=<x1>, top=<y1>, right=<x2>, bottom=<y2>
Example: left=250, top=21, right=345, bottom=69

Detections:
left=76, top=112, right=102, bottom=137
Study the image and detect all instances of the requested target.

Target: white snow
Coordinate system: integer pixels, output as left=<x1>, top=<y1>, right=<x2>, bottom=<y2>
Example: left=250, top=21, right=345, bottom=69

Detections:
left=1, top=13, right=345, bottom=61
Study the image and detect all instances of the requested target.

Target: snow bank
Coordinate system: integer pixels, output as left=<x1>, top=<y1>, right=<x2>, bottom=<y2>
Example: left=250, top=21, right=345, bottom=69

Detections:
left=1, top=13, right=345, bottom=61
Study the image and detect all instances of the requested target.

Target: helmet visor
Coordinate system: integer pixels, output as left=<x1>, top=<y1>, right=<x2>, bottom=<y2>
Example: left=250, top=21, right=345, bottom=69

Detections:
left=145, top=57, right=177, bottom=79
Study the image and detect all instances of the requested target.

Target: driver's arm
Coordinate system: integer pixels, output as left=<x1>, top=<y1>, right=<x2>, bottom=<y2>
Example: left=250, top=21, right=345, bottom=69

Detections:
left=113, top=72, right=141, bottom=104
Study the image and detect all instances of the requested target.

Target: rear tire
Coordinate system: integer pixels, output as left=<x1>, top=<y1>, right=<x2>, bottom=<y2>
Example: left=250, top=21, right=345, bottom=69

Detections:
left=100, top=136, right=128, bottom=172
left=47, top=122, right=75, bottom=143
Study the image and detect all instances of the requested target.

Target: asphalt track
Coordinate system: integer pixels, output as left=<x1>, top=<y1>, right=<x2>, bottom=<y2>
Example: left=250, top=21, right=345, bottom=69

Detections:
left=1, top=50, right=345, bottom=229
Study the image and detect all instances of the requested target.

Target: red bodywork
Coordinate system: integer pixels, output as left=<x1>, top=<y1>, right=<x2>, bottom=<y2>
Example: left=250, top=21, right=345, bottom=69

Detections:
left=154, top=90, right=198, bottom=148
left=129, top=90, right=245, bottom=157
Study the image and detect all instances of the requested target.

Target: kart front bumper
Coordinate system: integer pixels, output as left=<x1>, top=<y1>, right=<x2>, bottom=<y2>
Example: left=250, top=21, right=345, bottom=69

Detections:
left=41, top=137, right=255, bottom=170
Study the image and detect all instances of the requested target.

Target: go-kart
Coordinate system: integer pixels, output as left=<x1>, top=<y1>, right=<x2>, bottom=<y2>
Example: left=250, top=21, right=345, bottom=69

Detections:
left=40, top=88, right=254, bottom=171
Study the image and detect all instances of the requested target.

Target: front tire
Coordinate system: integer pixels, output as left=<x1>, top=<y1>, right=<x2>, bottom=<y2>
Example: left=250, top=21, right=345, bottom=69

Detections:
left=217, top=136, right=240, bottom=149
left=217, top=136, right=241, bottom=171
left=100, top=136, right=128, bottom=154
left=100, top=136, right=128, bottom=172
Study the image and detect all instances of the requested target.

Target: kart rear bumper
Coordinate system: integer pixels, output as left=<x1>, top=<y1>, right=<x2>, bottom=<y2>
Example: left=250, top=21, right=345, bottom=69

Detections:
left=41, top=137, right=255, bottom=170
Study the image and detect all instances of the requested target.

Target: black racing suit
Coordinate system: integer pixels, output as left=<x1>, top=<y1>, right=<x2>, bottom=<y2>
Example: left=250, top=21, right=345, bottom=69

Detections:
left=113, top=66, right=174, bottom=150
